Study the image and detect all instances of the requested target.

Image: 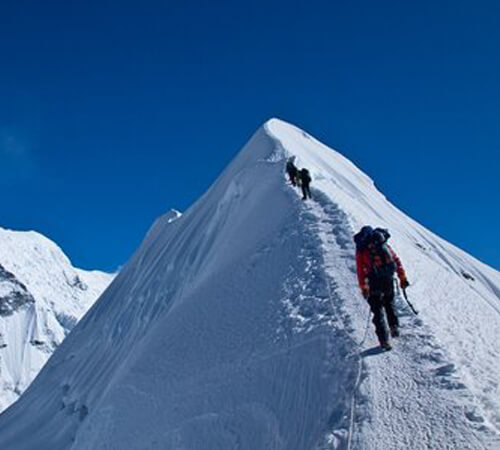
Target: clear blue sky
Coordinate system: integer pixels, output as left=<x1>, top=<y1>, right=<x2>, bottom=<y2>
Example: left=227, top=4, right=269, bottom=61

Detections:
left=1, top=1, right=499, bottom=272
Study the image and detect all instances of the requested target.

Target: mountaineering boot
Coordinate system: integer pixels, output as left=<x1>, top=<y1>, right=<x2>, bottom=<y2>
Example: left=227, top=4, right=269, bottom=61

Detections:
left=390, top=326, right=400, bottom=338
left=381, top=341, right=392, bottom=351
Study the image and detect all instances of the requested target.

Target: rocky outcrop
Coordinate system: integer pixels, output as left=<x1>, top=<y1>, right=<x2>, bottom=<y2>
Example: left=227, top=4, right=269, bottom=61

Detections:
left=0, top=263, right=35, bottom=316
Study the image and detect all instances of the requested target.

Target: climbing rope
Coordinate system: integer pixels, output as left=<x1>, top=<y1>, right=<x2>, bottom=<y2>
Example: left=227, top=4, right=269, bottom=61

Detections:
left=346, top=307, right=371, bottom=450
left=299, top=194, right=373, bottom=450
left=316, top=210, right=371, bottom=450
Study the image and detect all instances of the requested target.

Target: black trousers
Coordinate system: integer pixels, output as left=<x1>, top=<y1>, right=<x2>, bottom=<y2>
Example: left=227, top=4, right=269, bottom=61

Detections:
left=301, top=182, right=311, bottom=199
left=367, top=279, right=399, bottom=345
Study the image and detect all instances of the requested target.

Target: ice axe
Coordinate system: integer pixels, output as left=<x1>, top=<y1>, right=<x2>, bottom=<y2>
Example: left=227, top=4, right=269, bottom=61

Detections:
left=402, top=287, right=419, bottom=315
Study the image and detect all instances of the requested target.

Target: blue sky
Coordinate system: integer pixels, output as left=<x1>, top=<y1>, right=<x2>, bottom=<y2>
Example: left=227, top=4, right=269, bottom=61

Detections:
left=1, top=1, right=499, bottom=271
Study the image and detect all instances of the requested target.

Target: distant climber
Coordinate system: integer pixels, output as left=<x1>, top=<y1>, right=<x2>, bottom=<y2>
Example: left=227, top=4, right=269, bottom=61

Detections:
left=286, top=157, right=298, bottom=186
left=299, top=168, right=312, bottom=200
left=354, top=226, right=409, bottom=351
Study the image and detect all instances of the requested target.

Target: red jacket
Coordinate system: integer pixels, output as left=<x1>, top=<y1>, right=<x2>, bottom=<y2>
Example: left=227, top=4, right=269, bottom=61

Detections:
left=356, top=244, right=406, bottom=291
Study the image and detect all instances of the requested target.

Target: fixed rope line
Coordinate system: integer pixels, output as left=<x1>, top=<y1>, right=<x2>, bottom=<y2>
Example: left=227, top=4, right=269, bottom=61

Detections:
left=307, top=199, right=371, bottom=450
left=346, top=306, right=370, bottom=450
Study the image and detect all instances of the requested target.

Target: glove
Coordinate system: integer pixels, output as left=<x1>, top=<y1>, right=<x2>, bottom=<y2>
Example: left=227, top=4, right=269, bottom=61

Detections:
left=361, top=287, right=370, bottom=299
left=400, top=279, right=410, bottom=289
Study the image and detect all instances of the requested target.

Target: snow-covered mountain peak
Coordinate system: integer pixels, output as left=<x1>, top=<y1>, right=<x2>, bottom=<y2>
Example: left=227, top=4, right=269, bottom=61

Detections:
left=0, top=226, right=113, bottom=412
left=265, top=118, right=375, bottom=185
left=0, top=227, right=100, bottom=314
left=0, top=120, right=498, bottom=449
left=266, top=119, right=500, bottom=291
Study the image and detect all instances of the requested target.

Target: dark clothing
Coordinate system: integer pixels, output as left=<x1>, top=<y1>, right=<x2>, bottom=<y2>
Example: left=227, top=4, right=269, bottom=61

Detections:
left=367, top=278, right=399, bottom=345
left=286, top=161, right=298, bottom=186
left=301, top=183, right=311, bottom=200
left=299, top=169, right=312, bottom=200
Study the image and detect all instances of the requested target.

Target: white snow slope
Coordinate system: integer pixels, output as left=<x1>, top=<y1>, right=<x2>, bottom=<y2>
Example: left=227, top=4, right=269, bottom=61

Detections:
left=0, top=119, right=498, bottom=450
left=0, top=228, right=113, bottom=412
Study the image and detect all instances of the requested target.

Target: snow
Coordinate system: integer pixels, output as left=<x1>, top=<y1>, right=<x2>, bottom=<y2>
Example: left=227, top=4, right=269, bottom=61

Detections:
left=0, top=118, right=498, bottom=449
left=0, top=227, right=114, bottom=412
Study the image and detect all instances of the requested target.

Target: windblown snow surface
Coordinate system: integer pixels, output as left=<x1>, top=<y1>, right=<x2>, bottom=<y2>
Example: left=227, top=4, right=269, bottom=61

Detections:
left=0, top=228, right=113, bottom=412
left=0, top=119, right=499, bottom=450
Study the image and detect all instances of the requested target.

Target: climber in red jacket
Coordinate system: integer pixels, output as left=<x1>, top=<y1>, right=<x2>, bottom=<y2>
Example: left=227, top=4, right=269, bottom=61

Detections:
left=354, top=226, right=409, bottom=350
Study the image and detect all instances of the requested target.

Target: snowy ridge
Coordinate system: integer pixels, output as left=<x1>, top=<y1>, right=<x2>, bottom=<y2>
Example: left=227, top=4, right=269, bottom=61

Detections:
left=266, top=119, right=500, bottom=444
left=0, top=119, right=498, bottom=449
left=0, top=227, right=113, bottom=412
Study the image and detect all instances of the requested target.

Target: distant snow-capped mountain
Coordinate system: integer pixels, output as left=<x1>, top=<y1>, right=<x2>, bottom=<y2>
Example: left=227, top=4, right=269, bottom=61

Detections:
left=0, top=227, right=113, bottom=411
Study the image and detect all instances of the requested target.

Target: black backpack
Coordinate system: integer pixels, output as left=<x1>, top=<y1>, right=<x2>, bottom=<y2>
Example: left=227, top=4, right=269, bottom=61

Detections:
left=371, top=229, right=396, bottom=280
left=300, top=169, right=311, bottom=183
left=355, top=226, right=395, bottom=279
